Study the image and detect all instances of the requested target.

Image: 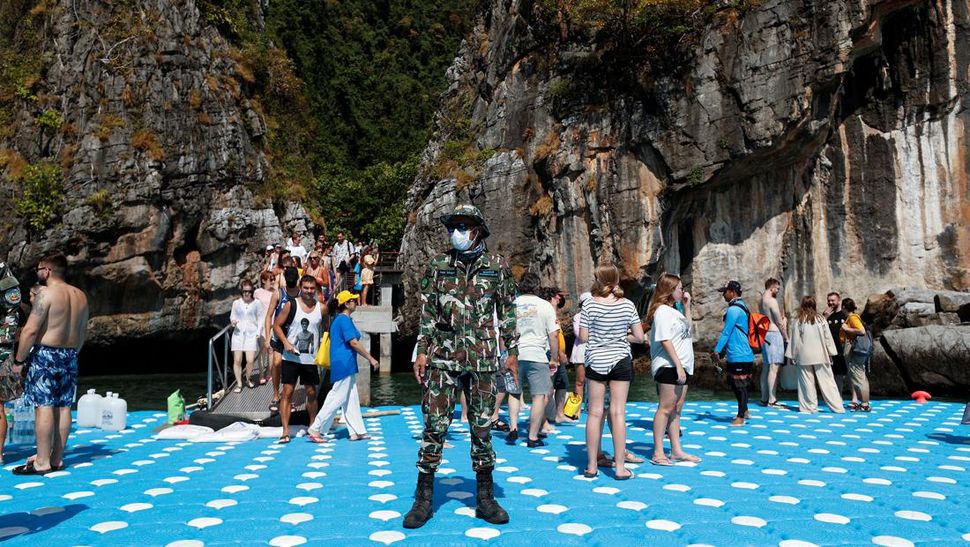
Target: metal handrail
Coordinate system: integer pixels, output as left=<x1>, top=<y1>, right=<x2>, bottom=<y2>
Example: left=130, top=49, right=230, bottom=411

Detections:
left=207, top=325, right=232, bottom=410
left=206, top=324, right=268, bottom=411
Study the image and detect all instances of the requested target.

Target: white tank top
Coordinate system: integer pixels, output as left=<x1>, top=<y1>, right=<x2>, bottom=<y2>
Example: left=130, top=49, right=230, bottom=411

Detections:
left=283, top=300, right=322, bottom=365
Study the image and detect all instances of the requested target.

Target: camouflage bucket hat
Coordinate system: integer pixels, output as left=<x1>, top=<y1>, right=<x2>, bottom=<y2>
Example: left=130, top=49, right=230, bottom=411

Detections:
left=439, top=204, right=490, bottom=238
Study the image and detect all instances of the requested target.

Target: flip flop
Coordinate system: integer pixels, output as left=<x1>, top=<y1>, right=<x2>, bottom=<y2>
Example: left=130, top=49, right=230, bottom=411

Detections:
left=233, top=387, right=242, bottom=393
left=624, top=451, right=645, bottom=464
left=268, top=400, right=280, bottom=412
left=614, top=471, right=635, bottom=481
left=12, top=461, right=51, bottom=475
left=490, top=419, right=510, bottom=432
left=258, top=377, right=268, bottom=385
left=671, top=454, right=702, bottom=463
left=276, top=435, right=290, bottom=444
left=247, top=381, right=256, bottom=389
left=582, top=469, right=598, bottom=478
left=349, top=434, right=371, bottom=441
left=306, top=432, right=328, bottom=444
left=649, top=456, right=673, bottom=466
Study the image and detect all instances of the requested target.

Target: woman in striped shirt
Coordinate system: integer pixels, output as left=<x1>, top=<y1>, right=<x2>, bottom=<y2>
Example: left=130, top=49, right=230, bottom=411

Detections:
left=579, top=263, right=645, bottom=480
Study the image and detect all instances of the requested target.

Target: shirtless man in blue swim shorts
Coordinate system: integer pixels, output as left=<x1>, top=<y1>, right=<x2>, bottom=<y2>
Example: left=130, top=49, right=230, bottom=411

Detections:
left=12, top=253, right=88, bottom=475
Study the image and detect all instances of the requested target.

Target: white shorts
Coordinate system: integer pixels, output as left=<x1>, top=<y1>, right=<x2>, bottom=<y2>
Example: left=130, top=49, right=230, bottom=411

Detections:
left=231, top=332, right=259, bottom=352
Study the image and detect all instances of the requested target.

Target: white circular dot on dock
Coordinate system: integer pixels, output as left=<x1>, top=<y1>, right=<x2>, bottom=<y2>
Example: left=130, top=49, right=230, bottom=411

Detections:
left=205, top=499, right=237, bottom=509
left=616, top=501, right=647, bottom=511
left=369, top=510, right=400, bottom=522
left=221, top=485, right=248, bottom=494
left=280, top=513, right=314, bottom=525
left=769, top=496, right=800, bottom=505
left=269, top=536, right=307, bottom=547
left=893, top=510, right=931, bottom=522
left=454, top=507, right=476, bottom=517
left=664, top=483, right=691, bottom=492
left=814, top=513, right=850, bottom=525
left=731, top=482, right=759, bottom=490
left=646, top=519, right=681, bottom=532
left=368, top=494, right=397, bottom=503
left=556, top=523, right=591, bottom=536
left=731, top=516, right=767, bottom=528
left=911, top=491, right=944, bottom=500
left=465, top=527, right=501, bottom=540
left=187, top=517, right=222, bottom=529
left=779, top=541, right=819, bottom=547
left=694, top=498, right=725, bottom=508
left=368, top=530, right=406, bottom=545
left=165, top=541, right=203, bottom=547
left=521, top=489, right=547, bottom=497
left=871, top=536, right=914, bottom=547
left=841, top=493, right=873, bottom=502
left=537, top=504, right=568, bottom=514
left=119, top=503, right=153, bottom=513
left=90, top=521, right=128, bottom=534
left=63, top=491, right=94, bottom=500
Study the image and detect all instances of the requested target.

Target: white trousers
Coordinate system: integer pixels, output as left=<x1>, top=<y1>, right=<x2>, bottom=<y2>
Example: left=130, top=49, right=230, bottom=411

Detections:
left=797, top=364, right=845, bottom=413
left=310, top=374, right=367, bottom=437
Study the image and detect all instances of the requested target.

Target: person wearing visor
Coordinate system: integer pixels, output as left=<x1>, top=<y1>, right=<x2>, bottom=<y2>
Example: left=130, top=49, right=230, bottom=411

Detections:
left=404, top=204, right=519, bottom=529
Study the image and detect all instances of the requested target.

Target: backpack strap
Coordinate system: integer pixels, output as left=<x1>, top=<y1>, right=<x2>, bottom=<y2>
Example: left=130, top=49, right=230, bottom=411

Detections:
left=729, top=301, right=750, bottom=336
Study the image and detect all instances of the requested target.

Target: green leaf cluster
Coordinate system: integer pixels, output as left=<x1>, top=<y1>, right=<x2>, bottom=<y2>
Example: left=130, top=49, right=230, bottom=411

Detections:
left=14, top=160, right=63, bottom=230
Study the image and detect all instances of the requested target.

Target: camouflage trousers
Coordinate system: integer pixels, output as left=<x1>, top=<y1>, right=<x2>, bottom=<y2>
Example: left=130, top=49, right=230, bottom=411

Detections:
left=417, top=368, right=496, bottom=474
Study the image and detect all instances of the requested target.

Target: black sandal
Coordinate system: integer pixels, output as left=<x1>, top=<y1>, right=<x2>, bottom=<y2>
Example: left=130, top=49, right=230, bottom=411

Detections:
left=491, top=419, right=510, bottom=432
left=12, top=461, right=52, bottom=476
left=268, top=400, right=280, bottom=413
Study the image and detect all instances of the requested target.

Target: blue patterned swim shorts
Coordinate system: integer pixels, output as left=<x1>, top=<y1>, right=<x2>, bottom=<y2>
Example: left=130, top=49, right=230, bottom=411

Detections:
left=23, top=345, right=78, bottom=407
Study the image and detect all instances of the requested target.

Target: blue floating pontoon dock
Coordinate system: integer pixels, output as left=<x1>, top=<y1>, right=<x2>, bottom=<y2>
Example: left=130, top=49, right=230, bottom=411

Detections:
left=1, top=400, right=968, bottom=546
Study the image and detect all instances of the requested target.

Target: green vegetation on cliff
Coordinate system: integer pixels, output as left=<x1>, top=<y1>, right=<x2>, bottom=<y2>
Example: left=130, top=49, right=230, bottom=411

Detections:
left=199, top=0, right=477, bottom=245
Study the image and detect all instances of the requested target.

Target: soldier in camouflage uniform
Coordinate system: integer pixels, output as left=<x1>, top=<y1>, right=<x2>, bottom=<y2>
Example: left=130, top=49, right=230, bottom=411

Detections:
left=0, top=263, right=24, bottom=462
left=403, top=204, right=519, bottom=529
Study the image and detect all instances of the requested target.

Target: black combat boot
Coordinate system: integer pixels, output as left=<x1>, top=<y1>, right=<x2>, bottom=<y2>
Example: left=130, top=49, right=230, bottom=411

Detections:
left=403, top=472, right=434, bottom=529
left=475, top=468, right=509, bottom=524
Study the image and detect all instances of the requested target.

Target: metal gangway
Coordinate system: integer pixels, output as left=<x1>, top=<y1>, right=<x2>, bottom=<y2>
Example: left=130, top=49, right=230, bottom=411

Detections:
left=205, top=326, right=308, bottom=421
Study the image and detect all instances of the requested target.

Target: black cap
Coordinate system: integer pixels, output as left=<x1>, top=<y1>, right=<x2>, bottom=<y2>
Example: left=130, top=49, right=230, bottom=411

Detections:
left=716, top=280, right=743, bottom=294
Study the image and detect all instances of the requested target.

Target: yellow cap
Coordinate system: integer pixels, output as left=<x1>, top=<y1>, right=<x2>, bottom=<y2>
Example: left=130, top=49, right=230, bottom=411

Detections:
left=337, top=290, right=359, bottom=305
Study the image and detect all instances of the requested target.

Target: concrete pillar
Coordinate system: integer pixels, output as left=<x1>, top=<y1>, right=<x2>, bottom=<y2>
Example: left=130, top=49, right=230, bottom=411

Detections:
left=357, top=331, right=371, bottom=407
left=379, top=332, right=392, bottom=375
left=380, top=285, right=393, bottom=308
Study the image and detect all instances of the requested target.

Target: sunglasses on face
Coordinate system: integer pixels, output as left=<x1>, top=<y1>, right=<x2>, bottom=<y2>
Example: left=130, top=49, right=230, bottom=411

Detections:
left=446, top=223, right=472, bottom=233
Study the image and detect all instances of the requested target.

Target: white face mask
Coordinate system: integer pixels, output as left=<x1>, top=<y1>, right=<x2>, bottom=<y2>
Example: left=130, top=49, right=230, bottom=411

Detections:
left=450, top=229, right=475, bottom=251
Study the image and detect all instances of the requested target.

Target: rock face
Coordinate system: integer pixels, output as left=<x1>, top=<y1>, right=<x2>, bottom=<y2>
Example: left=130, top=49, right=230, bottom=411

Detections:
left=0, top=0, right=312, bottom=351
left=400, top=0, right=970, bottom=363
left=881, top=325, right=970, bottom=394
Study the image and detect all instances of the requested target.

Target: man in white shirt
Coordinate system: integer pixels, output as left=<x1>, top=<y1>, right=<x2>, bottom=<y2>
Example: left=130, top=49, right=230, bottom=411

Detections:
left=512, top=273, right=559, bottom=448
left=330, top=232, right=356, bottom=291
left=286, top=232, right=308, bottom=266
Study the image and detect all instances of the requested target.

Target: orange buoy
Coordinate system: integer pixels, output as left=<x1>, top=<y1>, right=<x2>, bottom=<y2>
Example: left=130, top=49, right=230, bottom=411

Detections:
left=911, top=391, right=932, bottom=403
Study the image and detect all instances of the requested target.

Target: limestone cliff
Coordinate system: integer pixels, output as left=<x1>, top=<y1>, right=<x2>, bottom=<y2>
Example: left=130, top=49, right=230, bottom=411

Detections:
left=0, top=0, right=312, bottom=351
left=400, top=0, right=970, bottom=354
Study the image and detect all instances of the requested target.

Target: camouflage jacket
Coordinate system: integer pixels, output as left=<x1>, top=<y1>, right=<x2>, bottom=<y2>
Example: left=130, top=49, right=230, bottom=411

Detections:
left=415, top=249, right=518, bottom=372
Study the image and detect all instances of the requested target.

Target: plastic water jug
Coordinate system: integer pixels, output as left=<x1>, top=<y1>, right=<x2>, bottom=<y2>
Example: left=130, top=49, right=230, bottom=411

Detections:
left=11, top=398, right=35, bottom=445
left=101, top=393, right=127, bottom=431
left=77, top=389, right=103, bottom=428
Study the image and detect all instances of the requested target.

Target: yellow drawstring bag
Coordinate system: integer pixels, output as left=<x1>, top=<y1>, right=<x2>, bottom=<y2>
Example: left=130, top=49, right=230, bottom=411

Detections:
left=315, top=332, right=330, bottom=368
left=563, top=392, right=582, bottom=420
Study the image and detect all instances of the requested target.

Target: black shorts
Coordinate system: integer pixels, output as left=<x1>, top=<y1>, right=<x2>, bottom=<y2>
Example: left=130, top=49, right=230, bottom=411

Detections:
left=337, top=261, right=350, bottom=273
left=281, top=360, right=320, bottom=386
left=726, top=361, right=753, bottom=376
left=585, top=356, right=634, bottom=382
left=552, top=364, right=569, bottom=390
left=653, top=367, right=692, bottom=385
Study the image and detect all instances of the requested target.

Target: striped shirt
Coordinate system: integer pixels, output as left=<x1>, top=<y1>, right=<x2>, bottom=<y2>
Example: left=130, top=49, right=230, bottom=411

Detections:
left=580, top=298, right=640, bottom=374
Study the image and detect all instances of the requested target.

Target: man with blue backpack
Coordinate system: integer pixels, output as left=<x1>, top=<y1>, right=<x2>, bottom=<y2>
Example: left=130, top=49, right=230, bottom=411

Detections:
left=711, top=280, right=756, bottom=426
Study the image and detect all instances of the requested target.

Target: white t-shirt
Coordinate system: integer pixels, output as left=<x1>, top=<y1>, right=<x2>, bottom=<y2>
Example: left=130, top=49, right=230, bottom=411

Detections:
left=514, top=294, right=559, bottom=363
left=282, top=300, right=322, bottom=365
left=287, top=243, right=308, bottom=264
left=650, top=304, right=694, bottom=376
left=569, top=312, right=585, bottom=364
left=580, top=298, right=640, bottom=374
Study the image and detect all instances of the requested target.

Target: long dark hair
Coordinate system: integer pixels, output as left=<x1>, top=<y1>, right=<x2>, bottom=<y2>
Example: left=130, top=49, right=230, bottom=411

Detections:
left=796, top=295, right=820, bottom=324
